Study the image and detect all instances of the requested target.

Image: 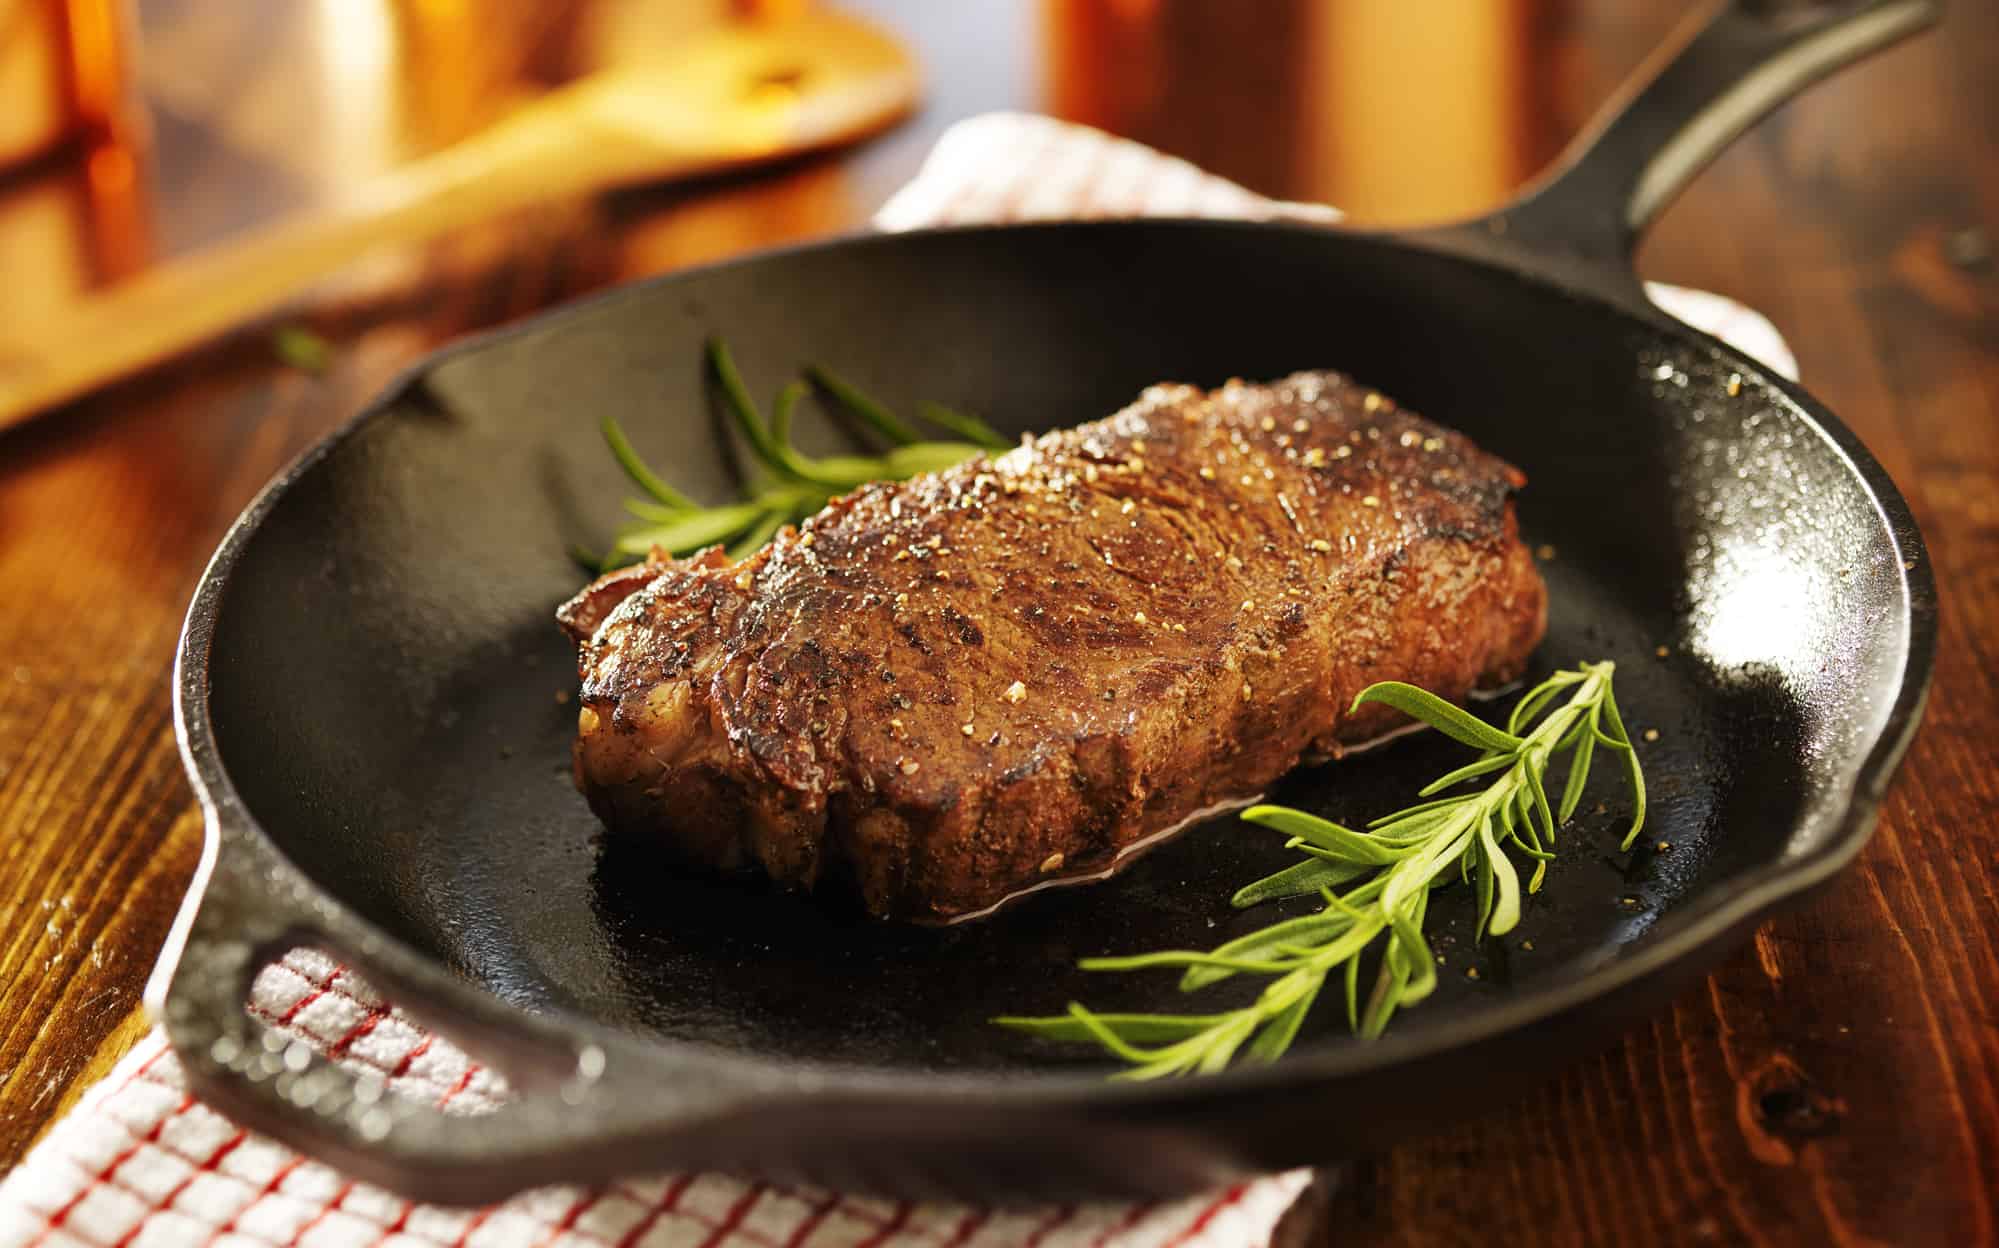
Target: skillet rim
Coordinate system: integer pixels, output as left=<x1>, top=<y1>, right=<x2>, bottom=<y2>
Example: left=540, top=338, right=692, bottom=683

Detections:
left=168, top=216, right=1939, bottom=1112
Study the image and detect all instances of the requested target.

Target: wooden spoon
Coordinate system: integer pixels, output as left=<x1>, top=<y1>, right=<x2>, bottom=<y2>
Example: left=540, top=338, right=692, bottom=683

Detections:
left=0, top=11, right=918, bottom=431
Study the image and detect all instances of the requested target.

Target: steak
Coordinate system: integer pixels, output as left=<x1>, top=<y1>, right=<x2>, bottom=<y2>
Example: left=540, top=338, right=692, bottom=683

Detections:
left=558, top=372, right=1546, bottom=921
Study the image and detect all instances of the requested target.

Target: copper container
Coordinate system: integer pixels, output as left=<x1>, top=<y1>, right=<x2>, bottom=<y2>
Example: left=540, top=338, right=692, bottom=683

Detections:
left=1042, top=0, right=1571, bottom=225
left=0, top=0, right=135, bottom=171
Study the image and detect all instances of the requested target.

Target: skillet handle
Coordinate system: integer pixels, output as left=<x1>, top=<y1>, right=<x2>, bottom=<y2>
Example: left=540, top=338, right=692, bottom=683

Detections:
left=151, top=834, right=760, bottom=1206
left=1477, top=0, right=1938, bottom=269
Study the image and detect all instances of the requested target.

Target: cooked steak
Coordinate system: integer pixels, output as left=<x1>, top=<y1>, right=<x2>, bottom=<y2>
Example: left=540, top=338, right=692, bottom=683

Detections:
left=559, top=372, right=1546, bottom=921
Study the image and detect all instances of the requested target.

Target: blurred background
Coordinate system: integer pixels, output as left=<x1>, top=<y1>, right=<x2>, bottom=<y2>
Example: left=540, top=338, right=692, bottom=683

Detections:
left=0, top=0, right=1976, bottom=455
left=0, top=0, right=1645, bottom=350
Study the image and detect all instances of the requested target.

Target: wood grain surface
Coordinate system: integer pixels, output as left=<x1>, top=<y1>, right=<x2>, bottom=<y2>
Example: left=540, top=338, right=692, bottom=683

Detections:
left=1, top=2, right=1993, bottom=1244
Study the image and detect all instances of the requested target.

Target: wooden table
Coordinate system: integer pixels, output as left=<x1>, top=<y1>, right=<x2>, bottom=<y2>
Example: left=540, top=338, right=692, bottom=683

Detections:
left=2, top=1, right=1993, bottom=1243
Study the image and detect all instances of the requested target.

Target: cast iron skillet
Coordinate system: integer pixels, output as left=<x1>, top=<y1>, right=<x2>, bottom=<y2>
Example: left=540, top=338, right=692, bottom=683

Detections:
left=157, top=0, right=1940, bottom=1207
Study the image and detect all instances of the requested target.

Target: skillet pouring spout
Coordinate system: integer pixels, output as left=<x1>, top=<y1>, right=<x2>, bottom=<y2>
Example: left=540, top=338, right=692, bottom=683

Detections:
left=161, top=0, right=1939, bottom=1206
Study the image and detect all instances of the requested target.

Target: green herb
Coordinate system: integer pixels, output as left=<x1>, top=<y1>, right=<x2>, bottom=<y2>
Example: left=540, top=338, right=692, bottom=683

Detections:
left=272, top=325, right=332, bottom=374
left=995, top=661, right=1645, bottom=1077
left=584, top=340, right=1011, bottom=571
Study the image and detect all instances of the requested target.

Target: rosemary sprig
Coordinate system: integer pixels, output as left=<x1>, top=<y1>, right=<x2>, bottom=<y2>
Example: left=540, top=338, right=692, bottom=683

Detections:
left=583, top=339, right=1011, bottom=570
left=995, top=661, right=1645, bottom=1077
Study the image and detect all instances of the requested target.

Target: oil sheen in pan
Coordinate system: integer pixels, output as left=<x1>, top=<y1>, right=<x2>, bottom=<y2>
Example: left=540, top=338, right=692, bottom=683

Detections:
left=934, top=794, right=1264, bottom=927
left=933, top=700, right=1491, bottom=926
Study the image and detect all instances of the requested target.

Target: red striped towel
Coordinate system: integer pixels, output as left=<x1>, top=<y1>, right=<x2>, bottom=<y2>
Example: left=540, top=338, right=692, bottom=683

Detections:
left=1, top=952, right=1310, bottom=1248
left=0, top=111, right=1795, bottom=1248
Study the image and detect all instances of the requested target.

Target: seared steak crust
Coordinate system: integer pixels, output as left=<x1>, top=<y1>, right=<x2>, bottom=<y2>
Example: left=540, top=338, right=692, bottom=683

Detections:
left=560, top=372, right=1546, bottom=920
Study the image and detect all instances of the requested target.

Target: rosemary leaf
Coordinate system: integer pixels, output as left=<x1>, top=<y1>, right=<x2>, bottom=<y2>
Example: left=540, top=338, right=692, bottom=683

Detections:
left=614, top=501, right=767, bottom=554
left=706, top=338, right=792, bottom=480
left=1526, top=763, right=1559, bottom=847
left=1179, top=913, right=1354, bottom=991
left=1079, top=951, right=1297, bottom=976
left=1387, top=902, right=1438, bottom=1005
left=1230, top=856, right=1369, bottom=909
left=1343, top=948, right=1362, bottom=1030
left=1416, top=750, right=1517, bottom=797
left=915, top=399, right=1012, bottom=451
left=1060, top=1004, right=1188, bottom=1065
left=1353, top=682, right=1524, bottom=753
left=1507, top=671, right=1583, bottom=733
left=992, top=1012, right=1238, bottom=1044
left=1360, top=890, right=1427, bottom=1037
left=1245, top=971, right=1323, bottom=1064
left=885, top=441, right=991, bottom=476
left=1365, top=796, right=1465, bottom=828
left=602, top=417, right=699, bottom=510
left=1194, top=1018, right=1257, bottom=1073
left=1477, top=811, right=1522, bottom=936
left=725, top=510, right=788, bottom=560
left=1559, top=711, right=1599, bottom=821
left=1241, top=806, right=1409, bottom=865
left=807, top=364, right=924, bottom=446
left=1599, top=683, right=1649, bottom=849
left=1473, top=835, right=1496, bottom=936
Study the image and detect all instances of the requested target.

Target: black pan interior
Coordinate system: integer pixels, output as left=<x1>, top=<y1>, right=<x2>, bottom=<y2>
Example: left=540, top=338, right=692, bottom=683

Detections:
left=203, top=221, right=1915, bottom=1073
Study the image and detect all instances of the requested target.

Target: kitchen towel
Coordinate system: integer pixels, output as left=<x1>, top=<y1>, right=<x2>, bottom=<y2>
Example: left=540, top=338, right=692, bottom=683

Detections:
left=0, top=111, right=1797, bottom=1248
left=0, top=951, right=1312, bottom=1248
